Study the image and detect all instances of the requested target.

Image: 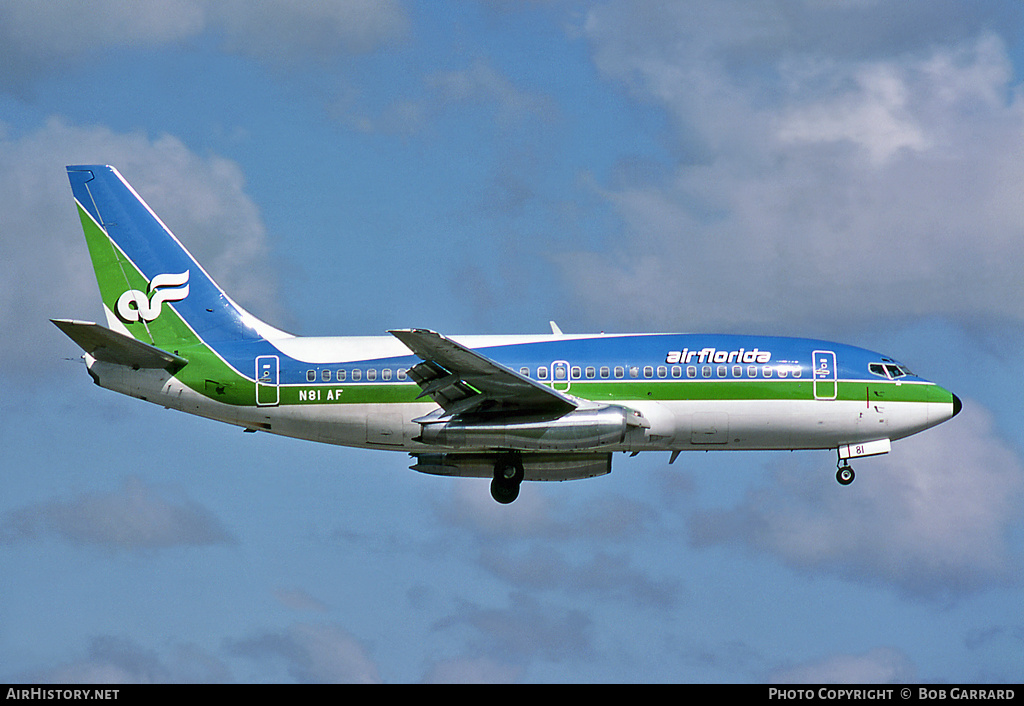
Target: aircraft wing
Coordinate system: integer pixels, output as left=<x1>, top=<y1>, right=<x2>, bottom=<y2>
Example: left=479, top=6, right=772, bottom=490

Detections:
left=52, top=319, right=188, bottom=372
left=389, top=328, right=578, bottom=416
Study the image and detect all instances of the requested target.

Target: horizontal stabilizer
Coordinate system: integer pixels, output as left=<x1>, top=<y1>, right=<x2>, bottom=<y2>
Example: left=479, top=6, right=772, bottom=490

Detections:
left=51, top=319, right=188, bottom=372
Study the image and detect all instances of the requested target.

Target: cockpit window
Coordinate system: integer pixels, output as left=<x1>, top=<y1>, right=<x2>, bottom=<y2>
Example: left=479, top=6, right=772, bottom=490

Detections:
left=885, top=364, right=904, bottom=379
left=869, top=361, right=914, bottom=379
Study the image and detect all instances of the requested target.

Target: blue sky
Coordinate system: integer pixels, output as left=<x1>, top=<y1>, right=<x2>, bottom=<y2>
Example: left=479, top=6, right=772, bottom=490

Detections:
left=1, top=0, right=1022, bottom=684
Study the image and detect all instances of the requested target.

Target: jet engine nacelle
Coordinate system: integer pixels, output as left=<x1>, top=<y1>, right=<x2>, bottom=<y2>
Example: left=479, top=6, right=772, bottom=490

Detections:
left=417, top=405, right=648, bottom=451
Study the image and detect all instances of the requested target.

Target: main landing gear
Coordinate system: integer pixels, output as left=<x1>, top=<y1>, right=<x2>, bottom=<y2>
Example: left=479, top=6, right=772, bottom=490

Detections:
left=836, top=459, right=855, bottom=485
left=491, top=453, right=525, bottom=504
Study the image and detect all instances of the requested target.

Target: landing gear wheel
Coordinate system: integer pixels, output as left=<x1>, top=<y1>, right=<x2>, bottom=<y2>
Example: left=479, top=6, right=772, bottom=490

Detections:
left=836, top=464, right=855, bottom=485
left=491, top=455, right=524, bottom=504
left=490, top=477, right=520, bottom=504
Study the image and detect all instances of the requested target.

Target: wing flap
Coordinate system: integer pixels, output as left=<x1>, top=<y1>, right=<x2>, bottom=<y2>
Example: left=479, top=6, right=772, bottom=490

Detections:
left=52, top=319, right=188, bottom=372
left=390, top=328, right=577, bottom=415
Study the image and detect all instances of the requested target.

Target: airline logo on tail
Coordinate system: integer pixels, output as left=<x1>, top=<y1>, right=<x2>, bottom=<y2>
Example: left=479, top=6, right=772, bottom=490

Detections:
left=115, top=271, right=190, bottom=323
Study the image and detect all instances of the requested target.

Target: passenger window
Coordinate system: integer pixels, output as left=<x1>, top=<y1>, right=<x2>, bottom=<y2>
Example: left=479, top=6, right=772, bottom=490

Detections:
left=777, top=367, right=788, bottom=378
left=687, top=366, right=697, bottom=378
left=352, top=369, right=362, bottom=381
left=538, top=367, right=548, bottom=380
left=322, top=369, right=331, bottom=382
left=644, top=366, right=654, bottom=378
left=657, top=366, right=668, bottom=378
left=600, top=366, right=610, bottom=379
left=762, top=366, right=773, bottom=378
left=571, top=366, right=582, bottom=379
left=732, top=365, right=742, bottom=378
left=671, top=366, right=682, bottom=378
left=307, top=370, right=316, bottom=382
left=336, top=369, right=346, bottom=382
left=747, top=366, right=758, bottom=378
left=717, top=365, right=728, bottom=378
left=382, top=369, right=392, bottom=381
left=520, top=367, right=530, bottom=377
left=397, top=369, right=407, bottom=380
left=702, top=365, right=712, bottom=378
left=630, top=366, right=640, bottom=378
left=614, top=366, right=625, bottom=379
left=585, top=367, right=596, bottom=379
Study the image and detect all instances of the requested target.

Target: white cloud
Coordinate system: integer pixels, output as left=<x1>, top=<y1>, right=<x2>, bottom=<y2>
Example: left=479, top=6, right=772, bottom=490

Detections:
left=423, top=655, right=522, bottom=684
left=228, top=622, right=380, bottom=684
left=777, top=63, right=930, bottom=165
left=0, top=0, right=408, bottom=91
left=688, top=401, right=1023, bottom=597
left=22, top=636, right=231, bottom=684
left=0, top=476, right=234, bottom=551
left=274, top=587, right=329, bottom=613
left=567, top=3, right=1024, bottom=334
left=478, top=544, right=682, bottom=608
left=435, top=592, right=594, bottom=663
left=428, top=60, right=557, bottom=123
left=438, top=476, right=660, bottom=544
left=0, top=117, right=281, bottom=378
left=365, top=59, right=558, bottom=136
left=212, top=0, right=409, bottom=64
left=769, top=646, right=918, bottom=684
left=0, top=1, right=206, bottom=56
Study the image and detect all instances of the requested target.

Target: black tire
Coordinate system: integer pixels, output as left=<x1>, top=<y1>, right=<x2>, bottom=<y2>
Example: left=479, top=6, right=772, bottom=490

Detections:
left=836, top=466, right=855, bottom=485
left=491, top=455, right=524, bottom=503
left=490, top=477, right=520, bottom=504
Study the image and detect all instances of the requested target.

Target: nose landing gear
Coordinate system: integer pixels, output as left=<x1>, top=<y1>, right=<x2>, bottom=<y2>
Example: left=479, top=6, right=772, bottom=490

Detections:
left=836, top=460, right=855, bottom=485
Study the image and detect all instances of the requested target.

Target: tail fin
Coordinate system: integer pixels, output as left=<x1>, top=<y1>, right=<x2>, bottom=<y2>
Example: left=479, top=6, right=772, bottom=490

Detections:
left=66, top=165, right=287, bottom=350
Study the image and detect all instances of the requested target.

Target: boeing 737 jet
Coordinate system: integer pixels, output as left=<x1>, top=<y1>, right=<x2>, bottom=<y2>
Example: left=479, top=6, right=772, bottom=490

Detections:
left=54, top=165, right=961, bottom=503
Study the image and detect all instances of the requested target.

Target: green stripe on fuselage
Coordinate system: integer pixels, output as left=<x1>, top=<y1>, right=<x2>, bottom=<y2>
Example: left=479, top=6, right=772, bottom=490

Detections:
left=271, top=378, right=948, bottom=407
left=569, top=378, right=950, bottom=404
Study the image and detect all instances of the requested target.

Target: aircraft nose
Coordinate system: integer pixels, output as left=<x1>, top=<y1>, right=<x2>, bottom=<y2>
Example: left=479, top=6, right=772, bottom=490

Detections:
left=952, top=393, right=962, bottom=418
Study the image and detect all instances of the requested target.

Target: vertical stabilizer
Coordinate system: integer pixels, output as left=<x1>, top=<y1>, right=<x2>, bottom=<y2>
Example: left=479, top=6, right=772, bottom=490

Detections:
left=66, top=165, right=287, bottom=350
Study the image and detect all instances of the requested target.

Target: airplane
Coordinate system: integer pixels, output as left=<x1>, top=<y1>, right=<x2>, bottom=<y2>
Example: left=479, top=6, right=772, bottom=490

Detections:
left=53, top=165, right=962, bottom=504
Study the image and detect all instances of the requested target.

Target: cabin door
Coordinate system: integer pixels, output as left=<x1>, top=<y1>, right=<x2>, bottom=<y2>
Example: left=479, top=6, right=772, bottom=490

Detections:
left=256, top=355, right=280, bottom=406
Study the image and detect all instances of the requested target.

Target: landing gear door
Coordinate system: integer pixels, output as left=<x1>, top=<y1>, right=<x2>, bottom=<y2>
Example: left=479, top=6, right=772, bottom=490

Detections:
left=813, top=350, right=837, bottom=400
